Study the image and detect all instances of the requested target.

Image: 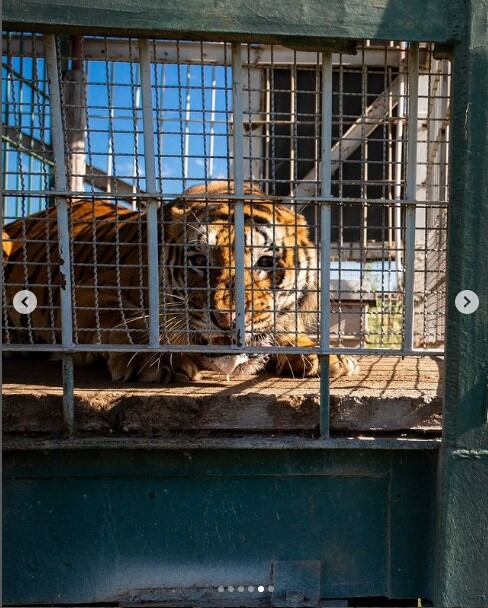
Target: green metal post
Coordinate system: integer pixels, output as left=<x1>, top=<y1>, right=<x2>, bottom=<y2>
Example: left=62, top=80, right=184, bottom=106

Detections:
left=435, top=1, right=488, bottom=606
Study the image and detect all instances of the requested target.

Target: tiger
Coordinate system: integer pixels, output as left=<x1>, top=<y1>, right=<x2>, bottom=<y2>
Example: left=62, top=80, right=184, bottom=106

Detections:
left=2, top=181, right=356, bottom=383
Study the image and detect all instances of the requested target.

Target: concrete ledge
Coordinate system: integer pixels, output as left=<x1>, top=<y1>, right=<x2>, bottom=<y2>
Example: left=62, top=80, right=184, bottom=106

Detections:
left=3, top=355, right=443, bottom=438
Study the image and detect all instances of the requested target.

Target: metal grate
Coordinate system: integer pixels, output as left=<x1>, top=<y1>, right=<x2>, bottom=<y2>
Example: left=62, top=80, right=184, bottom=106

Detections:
left=2, top=33, right=450, bottom=433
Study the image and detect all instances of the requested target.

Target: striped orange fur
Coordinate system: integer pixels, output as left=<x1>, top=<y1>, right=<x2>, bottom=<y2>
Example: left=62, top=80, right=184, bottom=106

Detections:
left=3, top=182, right=355, bottom=382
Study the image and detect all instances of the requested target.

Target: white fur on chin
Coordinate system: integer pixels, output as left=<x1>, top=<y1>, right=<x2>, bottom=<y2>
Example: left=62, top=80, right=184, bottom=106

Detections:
left=202, top=353, right=266, bottom=379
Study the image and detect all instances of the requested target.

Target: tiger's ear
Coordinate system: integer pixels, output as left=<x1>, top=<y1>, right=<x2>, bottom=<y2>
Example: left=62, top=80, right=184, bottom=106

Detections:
left=166, top=196, right=188, bottom=219
left=167, top=180, right=268, bottom=217
left=179, top=180, right=267, bottom=201
left=168, top=181, right=235, bottom=217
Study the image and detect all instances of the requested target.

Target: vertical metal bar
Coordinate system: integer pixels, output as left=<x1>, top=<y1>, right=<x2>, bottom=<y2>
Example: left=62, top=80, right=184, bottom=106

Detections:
left=394, top=43, right=407, bottom=291
left=359, top=43, right=367, bottom=349
left=139, top=39, right=160, bottom=347
left=403, top=43, right=419, bottom=352
left=62, top=354, right=74, bottom=433
left=45, top=34, right=74, bottom=432
left=289, top=60, right=296, bottom=197
left=65, top=35, right=86, bottom=194
left=319, top=51, right=333, bottom=438
left=157, top=63, right=166, bottom=192
left=18, top=42, right=26, bottom=216
left=184, top=66, right=191, bottom=180
left=3, top=57, right=10, bottom=212
left=264, top=68, right=271, bottom=194
left=132, top=64, right=141, bottom=209
left=209, top=66, right=217, bottom=178
left=231, top=43, right=246, bottom=347
left=106, top=63, right=114, bottom=192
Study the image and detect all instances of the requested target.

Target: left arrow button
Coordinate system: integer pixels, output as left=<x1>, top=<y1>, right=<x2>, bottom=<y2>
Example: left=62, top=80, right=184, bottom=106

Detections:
left=13, top=290, right=38, bottom=315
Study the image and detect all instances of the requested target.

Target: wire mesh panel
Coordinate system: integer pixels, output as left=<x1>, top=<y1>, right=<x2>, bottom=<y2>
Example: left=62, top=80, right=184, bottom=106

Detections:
left=2, top=33, right=450, bottom=386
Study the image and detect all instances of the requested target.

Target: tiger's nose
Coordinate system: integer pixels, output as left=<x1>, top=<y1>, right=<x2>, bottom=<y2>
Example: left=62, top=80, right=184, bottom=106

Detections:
left=210, top=310, right=235, bottom=330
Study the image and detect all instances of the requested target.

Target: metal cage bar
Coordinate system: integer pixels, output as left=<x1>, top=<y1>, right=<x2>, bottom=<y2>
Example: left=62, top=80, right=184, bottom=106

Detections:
left=319, top=50, right=334, bottom=437
left=2, top=36, right=449, bottom=359
left=45, top=35, right=72, bottom=344
left=231, top=43, right=246, bottom=347
left=138, top=38, right=160, bottom=346
left=403, top=43, right=419, bottom=351
left=45, top=33, right=75, bottom=430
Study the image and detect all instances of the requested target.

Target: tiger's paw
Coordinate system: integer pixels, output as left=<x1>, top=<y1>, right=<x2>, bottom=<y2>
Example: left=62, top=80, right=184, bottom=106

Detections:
left=138, top=354, right=202, bottom=384
left=163, top=354, right=202, bottom=384
left=107, top=352, right=202, bottom=383
left=274, top=352, right=358, bottom=380
left=274, top=333, right=319, bottom=378
left=330, top=354, right=358, bottom=379
left=275, top=352, right=319, bottom=378
left=107, top=352, right=138, bottom=382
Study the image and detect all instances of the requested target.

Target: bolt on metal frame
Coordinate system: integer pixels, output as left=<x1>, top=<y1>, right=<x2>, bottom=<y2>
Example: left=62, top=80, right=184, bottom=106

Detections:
left=1, top=33, right=450, bottom=437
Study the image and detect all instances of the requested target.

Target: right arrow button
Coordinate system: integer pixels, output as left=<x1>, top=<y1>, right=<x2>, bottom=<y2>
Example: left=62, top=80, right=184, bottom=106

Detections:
left=455, top=290, right=480, bottom=315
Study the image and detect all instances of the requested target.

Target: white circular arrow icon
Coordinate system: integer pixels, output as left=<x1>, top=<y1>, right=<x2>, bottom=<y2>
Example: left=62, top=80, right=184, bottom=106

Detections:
left=13, top=290, right=37, bottom=315
left=455, top=290, right=479, bottom=315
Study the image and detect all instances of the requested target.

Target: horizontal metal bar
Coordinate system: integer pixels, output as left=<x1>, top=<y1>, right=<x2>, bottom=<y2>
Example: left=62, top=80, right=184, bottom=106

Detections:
left=3, top=36, right=406, bottom=67
left=0, top=343, right=444, bottom=356
left=2, top=436, right=441, bottom=452
left=1, top=190, right=449, bottom=207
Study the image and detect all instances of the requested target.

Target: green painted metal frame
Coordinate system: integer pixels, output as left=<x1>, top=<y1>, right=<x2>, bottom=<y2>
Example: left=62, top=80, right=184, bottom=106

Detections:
left=3, top=449, right=438, bottom=604
left=3, top=0, right=459, bottom=44
left=3, top=1, right=488, bottom=606
left=434, top=1, right=488, bottom=606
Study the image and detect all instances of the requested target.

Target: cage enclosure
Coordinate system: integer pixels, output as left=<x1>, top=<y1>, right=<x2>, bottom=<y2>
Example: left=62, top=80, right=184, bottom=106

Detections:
left=2, top=2, right=488, bottom=607
left=2, top=34, right=448, bottom=437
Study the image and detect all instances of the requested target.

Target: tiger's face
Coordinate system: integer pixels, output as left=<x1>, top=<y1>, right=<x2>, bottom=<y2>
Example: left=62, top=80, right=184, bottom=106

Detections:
left=163, top=182, right=317, bottom=373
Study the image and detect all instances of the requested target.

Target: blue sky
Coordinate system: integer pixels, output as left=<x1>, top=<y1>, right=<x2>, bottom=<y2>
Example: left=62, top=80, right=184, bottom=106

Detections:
left=79, top=60, right=232, bottom=195
left=3, top=55, right=233, bottom=216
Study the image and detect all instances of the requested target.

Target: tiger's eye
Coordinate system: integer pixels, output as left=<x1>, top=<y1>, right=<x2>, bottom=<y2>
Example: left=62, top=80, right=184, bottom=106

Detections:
left=189, top=253, right=207, bottom=268
left=256, top=255, right=276, bottom=270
